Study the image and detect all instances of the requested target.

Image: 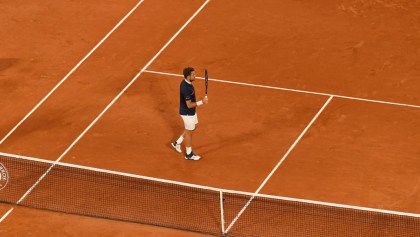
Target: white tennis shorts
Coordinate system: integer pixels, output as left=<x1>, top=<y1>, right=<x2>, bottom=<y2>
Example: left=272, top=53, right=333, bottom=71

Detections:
left=181, top=113, right=198, bottom=130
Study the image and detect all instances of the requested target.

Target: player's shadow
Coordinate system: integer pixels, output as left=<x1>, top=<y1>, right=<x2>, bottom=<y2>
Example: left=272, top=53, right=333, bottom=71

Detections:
left=0, top=58, right=19, bottom=72
left=158, top=105, right=180, bottom=137
left=148, top=75, right=181, bottom=137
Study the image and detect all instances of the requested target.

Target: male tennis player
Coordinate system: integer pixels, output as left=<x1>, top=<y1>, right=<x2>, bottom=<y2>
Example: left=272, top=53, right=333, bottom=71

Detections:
left=171, top=67, right=208, bottom=160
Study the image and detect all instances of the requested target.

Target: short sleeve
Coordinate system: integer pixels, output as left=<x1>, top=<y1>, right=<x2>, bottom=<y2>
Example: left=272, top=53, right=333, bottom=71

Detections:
left=183, top=86, right=193, bottom=101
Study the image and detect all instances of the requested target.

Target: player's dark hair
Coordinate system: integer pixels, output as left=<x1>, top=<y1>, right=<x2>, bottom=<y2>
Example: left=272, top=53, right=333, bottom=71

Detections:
left=183, top=67, right=195, bottom=79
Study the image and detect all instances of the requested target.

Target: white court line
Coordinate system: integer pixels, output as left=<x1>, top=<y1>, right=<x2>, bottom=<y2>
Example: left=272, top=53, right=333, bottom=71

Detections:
left=0, top=0, right=146, bottom=144
left=0, top=0, right=212, bottom=222
left=144, top=70, right=420, bottom=109
left=225, top=96, right=334, bottom=234
left=0, top=208, right=14, bottom=223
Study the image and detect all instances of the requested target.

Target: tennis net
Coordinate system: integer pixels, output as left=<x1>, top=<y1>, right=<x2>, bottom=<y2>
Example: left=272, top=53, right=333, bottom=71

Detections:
left=0, top=152, right=419, bottom=236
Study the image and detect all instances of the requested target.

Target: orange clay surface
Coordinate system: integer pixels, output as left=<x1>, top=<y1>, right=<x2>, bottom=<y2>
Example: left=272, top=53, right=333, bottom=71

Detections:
left=0, top=0, right=140, bottom=137
left=1, top=0, right=419, bottom=236
left=261, top=98, right=420, bottom=213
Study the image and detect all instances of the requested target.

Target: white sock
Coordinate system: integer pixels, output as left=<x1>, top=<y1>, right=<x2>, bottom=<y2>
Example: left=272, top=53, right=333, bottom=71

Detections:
left=186, top=147, right=192, bottom=154
left=176, top=136, right=184, bottom=144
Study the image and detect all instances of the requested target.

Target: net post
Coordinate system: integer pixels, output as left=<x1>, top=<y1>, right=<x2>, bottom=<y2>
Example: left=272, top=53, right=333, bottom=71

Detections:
left=219, top=190, right=225, bottom=235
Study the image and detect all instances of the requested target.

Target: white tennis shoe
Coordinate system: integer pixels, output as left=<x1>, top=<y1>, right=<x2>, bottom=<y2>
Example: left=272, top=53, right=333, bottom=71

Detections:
left=185, top=152, right=201, bottom=161
left=171, top=142, right=182, bottom=153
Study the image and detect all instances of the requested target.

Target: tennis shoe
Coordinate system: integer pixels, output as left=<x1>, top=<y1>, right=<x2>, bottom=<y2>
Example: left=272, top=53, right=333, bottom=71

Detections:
left=171, top=142, right=182, bottom=153
left=185, top=152, right=201, bottom=161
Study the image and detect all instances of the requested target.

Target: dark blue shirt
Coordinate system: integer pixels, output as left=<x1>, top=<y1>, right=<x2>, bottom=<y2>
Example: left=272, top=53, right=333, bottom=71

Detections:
left=179, top=80, right=196, bottom=115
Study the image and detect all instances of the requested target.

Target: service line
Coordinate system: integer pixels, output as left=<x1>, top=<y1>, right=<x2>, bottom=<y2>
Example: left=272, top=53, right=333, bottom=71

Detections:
left=144, top=70, right=420, bottom=109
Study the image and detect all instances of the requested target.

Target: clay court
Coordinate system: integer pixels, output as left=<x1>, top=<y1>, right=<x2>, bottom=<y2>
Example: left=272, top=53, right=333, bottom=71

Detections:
left=0, top=0, right=420, bottom=236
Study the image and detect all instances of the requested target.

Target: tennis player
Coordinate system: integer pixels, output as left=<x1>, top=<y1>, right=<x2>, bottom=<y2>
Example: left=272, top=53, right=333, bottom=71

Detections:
left=171, top=67, right=208, bottom=160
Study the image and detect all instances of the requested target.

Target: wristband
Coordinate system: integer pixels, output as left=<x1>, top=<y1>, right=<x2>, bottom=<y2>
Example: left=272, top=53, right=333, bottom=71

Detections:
left=197, top=100, right=203, bottom=106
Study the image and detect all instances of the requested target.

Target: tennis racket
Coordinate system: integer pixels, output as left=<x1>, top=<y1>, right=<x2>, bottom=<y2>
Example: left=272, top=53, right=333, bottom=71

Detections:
left=205, top=69, right=209, bottom=97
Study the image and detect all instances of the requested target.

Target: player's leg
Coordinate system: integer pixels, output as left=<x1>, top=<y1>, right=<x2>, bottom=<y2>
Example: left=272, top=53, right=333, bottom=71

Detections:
left=184, top=129, right=193, bottom=151
left=183, top=114, right=200, bottom=160
left=171, top=130, right=184, bottom=153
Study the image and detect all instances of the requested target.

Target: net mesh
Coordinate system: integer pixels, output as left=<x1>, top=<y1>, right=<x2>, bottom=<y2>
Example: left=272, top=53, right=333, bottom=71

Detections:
left=223, top=194, right=420, bottom=237
left=0, top=155, right=222, bottom=235
left=1, top=154, right=420, bottom=237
